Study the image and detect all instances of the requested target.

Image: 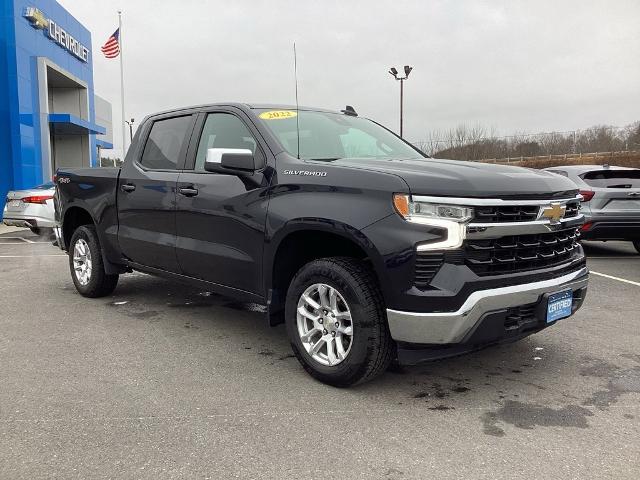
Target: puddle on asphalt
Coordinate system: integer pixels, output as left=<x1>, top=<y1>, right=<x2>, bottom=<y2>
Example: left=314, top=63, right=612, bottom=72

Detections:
left=582, top=366, right=640, bottom=410
left=480, top=355, right=640, bottom=436
left=482, top=402, right=593, bottom=437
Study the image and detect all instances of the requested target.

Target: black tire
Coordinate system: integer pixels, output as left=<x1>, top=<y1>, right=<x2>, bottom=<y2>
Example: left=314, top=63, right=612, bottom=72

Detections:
left=68, top=225, right=119, bottom=298
left=285, top=257, right=394, bottom=387
left=633, top=240, right=640, bottom=255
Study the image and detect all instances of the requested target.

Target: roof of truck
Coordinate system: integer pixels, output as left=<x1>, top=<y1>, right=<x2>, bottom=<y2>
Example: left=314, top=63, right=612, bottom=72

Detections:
left=147, top=103, right=345, bottom=117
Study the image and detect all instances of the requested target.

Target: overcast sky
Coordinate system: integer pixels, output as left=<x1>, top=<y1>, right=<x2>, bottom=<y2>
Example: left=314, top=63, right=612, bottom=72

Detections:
left=59, top=0, right=640, bottom=157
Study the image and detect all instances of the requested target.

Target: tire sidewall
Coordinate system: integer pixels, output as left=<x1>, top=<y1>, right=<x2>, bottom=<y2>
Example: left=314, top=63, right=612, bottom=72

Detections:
left=69, top=226, right=101, bottom=295
left=285, top=261, right=381, bottom=383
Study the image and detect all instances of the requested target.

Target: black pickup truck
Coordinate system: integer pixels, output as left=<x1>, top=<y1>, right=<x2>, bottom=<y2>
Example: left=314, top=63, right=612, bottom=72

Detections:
left=55, top=103, right=589, bottom=386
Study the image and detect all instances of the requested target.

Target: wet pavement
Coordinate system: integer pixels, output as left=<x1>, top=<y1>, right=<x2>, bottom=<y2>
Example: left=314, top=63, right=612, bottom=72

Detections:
left=0, top=229, right=638, bottom=479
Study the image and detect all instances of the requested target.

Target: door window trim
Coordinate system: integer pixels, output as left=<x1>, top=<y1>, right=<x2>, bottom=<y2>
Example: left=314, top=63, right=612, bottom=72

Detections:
left=135, top=113, right=197, bottom=172
left=183, top=109, right=269, bottom=172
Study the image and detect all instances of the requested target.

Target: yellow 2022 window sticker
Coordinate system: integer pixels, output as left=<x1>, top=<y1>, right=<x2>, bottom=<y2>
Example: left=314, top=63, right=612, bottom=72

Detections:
left=258, top=110, right=297, bottom=120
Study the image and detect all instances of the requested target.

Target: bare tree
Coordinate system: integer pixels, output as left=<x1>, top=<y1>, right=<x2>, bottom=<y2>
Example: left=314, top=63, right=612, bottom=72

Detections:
left=417, top=121, right=639, bottom=161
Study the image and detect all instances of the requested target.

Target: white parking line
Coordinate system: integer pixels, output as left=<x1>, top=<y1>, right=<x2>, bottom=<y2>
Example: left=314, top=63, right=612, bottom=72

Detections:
left=0, top=254, right=66, bottom=258
left=0, top=237, right=30, bottom=244
left=0, top=242, right=52, bottom=245
left=20, top=237, right=52, bottom=244
left=588, top=256, right=640, bottom=260
left=590, top=271, right=640, bottom=287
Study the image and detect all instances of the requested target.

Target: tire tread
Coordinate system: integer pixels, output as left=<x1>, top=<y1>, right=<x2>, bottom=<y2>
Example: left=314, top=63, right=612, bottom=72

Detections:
left=69, top=225, right=118, bottom=298
left=287, top=256, right=394, bottom=386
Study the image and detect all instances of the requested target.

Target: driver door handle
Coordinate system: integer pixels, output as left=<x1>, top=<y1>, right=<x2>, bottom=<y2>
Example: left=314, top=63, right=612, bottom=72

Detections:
left=121, top=183, right=136, bottom=193
left=178, top=187, right=199, bottom=197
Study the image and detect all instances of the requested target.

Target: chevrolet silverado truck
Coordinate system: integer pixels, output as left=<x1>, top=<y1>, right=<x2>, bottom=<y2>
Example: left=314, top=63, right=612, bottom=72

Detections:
left=54, top=103, right=589, bottom=386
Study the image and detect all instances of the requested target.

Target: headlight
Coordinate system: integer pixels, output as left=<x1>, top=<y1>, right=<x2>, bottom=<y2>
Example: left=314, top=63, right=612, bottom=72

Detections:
left=393, top=194, right=473, bottom=250
left=393, top=194, right=473, bottom=223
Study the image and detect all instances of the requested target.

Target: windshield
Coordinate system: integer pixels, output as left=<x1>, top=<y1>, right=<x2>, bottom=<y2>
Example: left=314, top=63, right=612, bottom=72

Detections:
left=255, top=109, right=425, bottom=161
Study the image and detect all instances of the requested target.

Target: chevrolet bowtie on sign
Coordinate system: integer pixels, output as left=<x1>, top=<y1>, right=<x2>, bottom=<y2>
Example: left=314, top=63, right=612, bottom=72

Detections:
left=23, top=7, right=48, bottom=29
left=540, top=203, right=567, bottom=223
left=23, top=6, right=90, bottom=62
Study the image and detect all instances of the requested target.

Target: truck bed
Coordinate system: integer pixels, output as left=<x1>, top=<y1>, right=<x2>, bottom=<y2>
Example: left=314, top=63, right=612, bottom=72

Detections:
left=55, top=166, right=122, bottom=265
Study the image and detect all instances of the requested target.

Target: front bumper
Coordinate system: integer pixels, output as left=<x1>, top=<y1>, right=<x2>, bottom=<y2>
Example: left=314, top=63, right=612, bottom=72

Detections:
left=386, top=266, right=588, bottom=345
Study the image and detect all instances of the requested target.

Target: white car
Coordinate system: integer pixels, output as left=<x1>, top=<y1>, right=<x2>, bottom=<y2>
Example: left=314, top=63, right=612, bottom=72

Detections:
left=2, top=182, right=56, bottom=236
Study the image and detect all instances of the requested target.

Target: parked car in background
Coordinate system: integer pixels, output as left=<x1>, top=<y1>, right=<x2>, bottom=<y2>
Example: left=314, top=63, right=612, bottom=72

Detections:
left=2, top=182, right=56, bottom=236
left=544, top=165, right=640, bottom=253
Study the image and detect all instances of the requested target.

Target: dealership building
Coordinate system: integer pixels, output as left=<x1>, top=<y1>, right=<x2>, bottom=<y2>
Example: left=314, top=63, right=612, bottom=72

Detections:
left=1, top=0, right=112, bottom=209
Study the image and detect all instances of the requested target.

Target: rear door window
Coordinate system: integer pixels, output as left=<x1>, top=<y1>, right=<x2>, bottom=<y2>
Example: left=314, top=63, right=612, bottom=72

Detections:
left=140, top=116, right=193, bottom=170
left=581, top=170, right=640, bottom=188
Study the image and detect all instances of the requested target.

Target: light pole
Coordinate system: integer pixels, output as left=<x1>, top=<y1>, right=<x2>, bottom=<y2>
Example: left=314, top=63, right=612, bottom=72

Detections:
left=388, top=65, right=413, bottom=138
left=124, top=118, right=135, bottom=143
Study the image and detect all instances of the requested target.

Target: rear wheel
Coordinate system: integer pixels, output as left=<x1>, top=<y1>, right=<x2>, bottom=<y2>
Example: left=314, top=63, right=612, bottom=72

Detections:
left=285, top=257, right=394, bottom=387
left=69, top=225, right=119, bottom=297
left=633, top=240, right=640, bottom=255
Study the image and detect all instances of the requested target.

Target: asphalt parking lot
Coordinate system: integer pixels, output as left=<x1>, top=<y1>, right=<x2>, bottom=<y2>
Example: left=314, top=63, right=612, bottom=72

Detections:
left=0, top=228, right=638, bottom=479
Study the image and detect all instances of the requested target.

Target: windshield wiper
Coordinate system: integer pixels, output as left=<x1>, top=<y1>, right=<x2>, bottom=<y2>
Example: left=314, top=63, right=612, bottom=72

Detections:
left=308, top=157, right=341, bottom=162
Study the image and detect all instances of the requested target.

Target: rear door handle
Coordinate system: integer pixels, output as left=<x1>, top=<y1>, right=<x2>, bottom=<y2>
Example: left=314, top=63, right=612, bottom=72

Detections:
left=178, top=187, right=199, bottom=197
left=121, top=183, right=136, bottom=193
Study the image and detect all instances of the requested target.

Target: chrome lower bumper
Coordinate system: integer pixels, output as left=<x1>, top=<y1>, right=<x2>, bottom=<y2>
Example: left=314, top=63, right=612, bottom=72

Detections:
left=386, top=267, right=589, bottom=344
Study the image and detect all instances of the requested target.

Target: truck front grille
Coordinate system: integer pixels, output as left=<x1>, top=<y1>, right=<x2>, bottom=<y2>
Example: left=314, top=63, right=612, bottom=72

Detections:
left=564, top=201, right=580, bottom=218
left=465, top=227, right=580, bottom=276
left=474, top=205, right=539, bottom=222
left=472, top=200, right=580, bottom=223
left=414, top=252, right=444, bottom=288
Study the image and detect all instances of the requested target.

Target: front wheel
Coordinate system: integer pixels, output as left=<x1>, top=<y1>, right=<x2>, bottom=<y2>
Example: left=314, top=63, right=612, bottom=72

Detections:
left=285, top=257, right=394, bottom=387
left=633, top=240, right=640, bottom=255
left=69, top=225, right=119, bottom=297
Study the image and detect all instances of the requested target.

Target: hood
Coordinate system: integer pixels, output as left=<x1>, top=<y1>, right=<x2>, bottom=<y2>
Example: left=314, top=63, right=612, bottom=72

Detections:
left=326, top=157, right=578, bottom=199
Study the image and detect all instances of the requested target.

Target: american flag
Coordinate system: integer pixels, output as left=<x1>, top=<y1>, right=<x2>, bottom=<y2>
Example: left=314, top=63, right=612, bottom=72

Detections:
left=101, top=29, right=120, bottom=58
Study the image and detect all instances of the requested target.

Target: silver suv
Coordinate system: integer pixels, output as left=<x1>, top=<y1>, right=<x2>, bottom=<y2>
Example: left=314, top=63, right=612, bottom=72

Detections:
left=545, top=165, right=640, bottom=254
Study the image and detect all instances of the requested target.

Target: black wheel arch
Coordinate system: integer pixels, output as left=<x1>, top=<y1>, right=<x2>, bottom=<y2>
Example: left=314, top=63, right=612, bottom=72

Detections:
left=61, top=205, right=126, bottom=275
left=265, top=219, right=386, bottom=325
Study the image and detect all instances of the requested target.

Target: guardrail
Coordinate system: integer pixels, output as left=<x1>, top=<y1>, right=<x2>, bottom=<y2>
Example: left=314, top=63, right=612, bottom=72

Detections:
left=471, top=150, right=640, bottom=168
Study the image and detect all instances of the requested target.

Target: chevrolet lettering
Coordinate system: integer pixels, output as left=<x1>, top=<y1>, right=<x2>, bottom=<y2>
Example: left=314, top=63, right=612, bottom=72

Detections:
left=24, top=6, right=90, bottom=62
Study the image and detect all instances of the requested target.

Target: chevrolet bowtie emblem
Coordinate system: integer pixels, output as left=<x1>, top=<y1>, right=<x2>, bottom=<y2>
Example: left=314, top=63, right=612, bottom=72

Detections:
left=24, top=7, right=49, bottom=30
left=541, top=203, right=566, bottom=223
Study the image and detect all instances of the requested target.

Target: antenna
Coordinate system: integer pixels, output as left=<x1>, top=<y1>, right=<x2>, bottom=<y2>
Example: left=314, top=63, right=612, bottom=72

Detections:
left=293, top=42, right=300, bottom=159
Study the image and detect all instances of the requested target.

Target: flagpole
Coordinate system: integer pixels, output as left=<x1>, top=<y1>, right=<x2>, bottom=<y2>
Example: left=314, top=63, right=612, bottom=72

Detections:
left=118, top=10, right=126, bottom=156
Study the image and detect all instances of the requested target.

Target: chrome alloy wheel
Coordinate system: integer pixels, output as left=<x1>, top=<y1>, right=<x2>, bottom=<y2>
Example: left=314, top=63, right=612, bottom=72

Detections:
left=296, top=283, right=354, bottom=366
left=73, top=239, right=92, bottom=286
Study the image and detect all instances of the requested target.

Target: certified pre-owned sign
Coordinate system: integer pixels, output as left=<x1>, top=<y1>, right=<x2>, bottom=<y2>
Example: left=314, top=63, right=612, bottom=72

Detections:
left=23, top=7, right=90, bottom=63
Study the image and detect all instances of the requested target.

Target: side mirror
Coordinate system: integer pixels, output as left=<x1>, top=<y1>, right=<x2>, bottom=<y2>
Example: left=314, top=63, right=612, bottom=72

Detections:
left=205, top=148, right=255, bottom=173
